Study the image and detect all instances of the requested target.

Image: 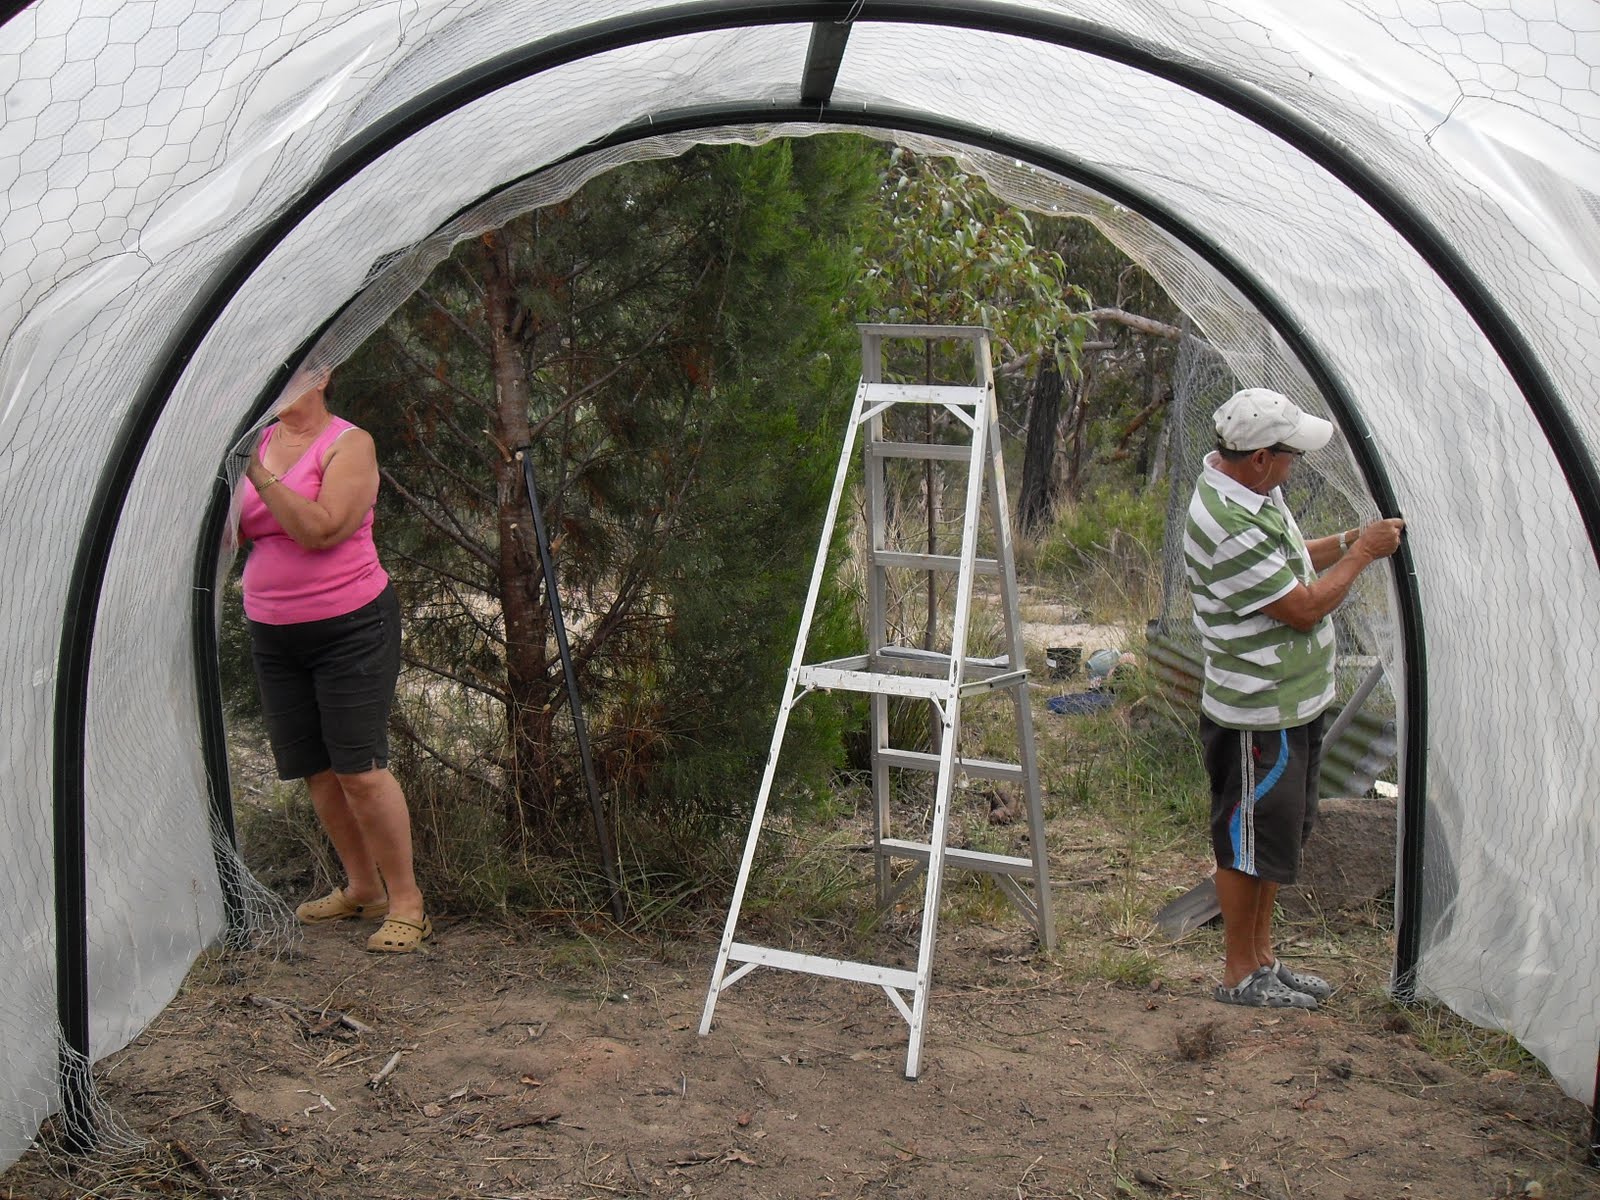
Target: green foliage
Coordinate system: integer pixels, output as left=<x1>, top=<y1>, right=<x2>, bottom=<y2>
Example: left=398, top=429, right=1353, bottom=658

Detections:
left=1052, top=705, right=1207, bottom=837
left=1030, top=486, right=1167, bottom=624
left=216, top=575, right=259, bottom=721
left=333, top=135, right=882, bottom=852
left=859, top=150, right=1092, bottom=381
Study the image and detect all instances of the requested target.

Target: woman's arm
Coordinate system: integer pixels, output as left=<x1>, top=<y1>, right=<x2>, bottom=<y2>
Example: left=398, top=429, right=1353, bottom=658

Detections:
left=245, top=430, right=380, bottom=550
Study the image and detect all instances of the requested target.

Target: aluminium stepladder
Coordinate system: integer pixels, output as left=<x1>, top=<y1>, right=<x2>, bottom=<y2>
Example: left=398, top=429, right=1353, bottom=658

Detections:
left=698, top=324, right=1054, bottom=1079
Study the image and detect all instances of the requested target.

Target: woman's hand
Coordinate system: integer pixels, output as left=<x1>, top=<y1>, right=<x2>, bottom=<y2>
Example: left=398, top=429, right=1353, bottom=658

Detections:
left=246, top=449, right=277, bottom=494
left=251, top=430, right=380, bottom=551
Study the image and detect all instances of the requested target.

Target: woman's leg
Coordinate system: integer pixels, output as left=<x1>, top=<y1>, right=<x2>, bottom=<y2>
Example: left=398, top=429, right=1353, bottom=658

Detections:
left=333, top=766, right=424, bottom=922
left=306, top=768, right=387, bottom=905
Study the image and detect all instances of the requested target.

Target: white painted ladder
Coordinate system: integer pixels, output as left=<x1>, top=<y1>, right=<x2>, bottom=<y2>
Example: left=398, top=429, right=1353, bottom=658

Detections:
left=698, top=324, right=1053, bottom=1079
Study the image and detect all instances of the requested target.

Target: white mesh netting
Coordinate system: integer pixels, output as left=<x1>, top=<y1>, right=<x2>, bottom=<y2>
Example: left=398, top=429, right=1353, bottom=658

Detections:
left=2, top=0, right=1598, bottom=1168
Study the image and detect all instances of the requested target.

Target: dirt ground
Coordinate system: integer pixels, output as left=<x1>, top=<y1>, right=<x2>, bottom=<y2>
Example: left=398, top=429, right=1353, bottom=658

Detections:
left=9, top=878, right=1596, bottom=1200
left=6, top=614, right=1597, bottom=1199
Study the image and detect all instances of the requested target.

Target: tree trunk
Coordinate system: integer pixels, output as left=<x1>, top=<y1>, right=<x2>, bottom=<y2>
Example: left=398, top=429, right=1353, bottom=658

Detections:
left=480, top=231, right=562, bottom=842
left=1134, top=338, right=1158, bottom=477
left=1065, top=355, right=1098, bottom=502
left=1018, top=352, right=1064, bottom=535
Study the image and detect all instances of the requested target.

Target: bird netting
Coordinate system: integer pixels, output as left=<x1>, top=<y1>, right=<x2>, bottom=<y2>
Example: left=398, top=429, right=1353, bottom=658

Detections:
left=2, top=0, right=1597, bottom=1169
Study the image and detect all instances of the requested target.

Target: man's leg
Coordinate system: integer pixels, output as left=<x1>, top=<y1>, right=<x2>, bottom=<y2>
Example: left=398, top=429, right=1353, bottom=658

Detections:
left=1215, top=867, right=1269, bottom=988
left=1252, top=879, right=1280, bottom=972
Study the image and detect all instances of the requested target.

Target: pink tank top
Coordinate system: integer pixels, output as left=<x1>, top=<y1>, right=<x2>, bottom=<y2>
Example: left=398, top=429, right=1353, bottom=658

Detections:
left=239, top=416, right=389, bottom=624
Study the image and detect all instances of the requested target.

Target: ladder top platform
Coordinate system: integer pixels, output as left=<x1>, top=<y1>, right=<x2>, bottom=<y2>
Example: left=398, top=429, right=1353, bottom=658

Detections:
left=797, top=653, right=1028, bottom=701
left=857, top=322, right=994, bottom=340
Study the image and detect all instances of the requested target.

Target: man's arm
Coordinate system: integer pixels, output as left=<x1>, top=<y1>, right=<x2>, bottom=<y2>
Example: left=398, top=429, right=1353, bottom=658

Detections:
left=1263, top=518, right=1405, bottom=632
left=1306, top=528, right=1355, bottom=572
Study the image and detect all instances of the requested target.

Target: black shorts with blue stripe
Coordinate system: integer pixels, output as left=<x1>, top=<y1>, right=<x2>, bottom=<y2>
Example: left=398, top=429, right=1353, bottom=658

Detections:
left=1200, top=713, right=1325, bottom=885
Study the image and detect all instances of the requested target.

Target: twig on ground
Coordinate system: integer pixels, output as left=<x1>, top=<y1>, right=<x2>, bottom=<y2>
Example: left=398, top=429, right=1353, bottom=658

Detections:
left=247, top=993, right=311, bottom=1031
left=334, top=1011, right=376, bottom=1037
left=368, top=1044, right=419, bottom=1090
left=248, top=992, right=372, bottom=1037
left=495, top=1111, right=562, bottom=1132
left=161, top=1098, right=226, bottom=1125
left=167, top=1137, right=222, bottom=1196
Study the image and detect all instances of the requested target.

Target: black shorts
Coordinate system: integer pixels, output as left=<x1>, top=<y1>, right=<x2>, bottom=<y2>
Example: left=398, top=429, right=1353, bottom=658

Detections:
left=248, top=584, right=402, bottom=780
left=1201, top=712, right=1324, bottom=884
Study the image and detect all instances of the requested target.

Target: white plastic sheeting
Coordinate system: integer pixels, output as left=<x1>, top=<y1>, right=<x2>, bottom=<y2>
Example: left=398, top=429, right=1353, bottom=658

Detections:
left=1, top=0, right=1598, bottom=1167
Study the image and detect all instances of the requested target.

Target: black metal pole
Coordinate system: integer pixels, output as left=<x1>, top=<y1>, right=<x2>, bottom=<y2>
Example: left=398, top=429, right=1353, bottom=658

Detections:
left=516, top=448, right=625, bottom=924
left=192, top=474, right=250, bottom=944
left=1589, top=1044, right=1598, bottom=1168
left=49, top=755, right=94, bottom=1152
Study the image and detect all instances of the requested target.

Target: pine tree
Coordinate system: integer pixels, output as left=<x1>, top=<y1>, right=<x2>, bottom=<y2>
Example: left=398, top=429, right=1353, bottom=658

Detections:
left=340, top=136, right=881, bottom=847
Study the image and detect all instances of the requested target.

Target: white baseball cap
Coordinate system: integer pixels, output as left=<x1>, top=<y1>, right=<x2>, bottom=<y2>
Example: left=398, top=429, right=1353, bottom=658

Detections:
left=1213, top=388, right=1334, bottom=454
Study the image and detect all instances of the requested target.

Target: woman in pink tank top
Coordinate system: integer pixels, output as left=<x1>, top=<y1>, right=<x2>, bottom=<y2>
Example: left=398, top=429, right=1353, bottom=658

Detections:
left=239, top=370, right=430, bottom=953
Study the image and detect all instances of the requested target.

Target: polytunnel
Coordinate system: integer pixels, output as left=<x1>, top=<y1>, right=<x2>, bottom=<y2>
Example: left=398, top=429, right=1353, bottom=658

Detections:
left=3, top=0, right=1599, bottom=1169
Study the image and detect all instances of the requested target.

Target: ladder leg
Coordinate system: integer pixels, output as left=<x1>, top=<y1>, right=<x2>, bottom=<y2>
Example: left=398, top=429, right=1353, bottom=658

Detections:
left=871, top=693, right=892, bottom=906
left=907, top=369, right=991, bottom=1078
left=865, top=400, right=892, bottom=907
left=1012, top=685, right=1055, bottom=950
left=905, top=700, right=961, bottom=1078
left=702, top=379, right=872, bottom=1034
left=985, top=395, right=1055, bottom=949
left=701, top=680, right=802, bottom=1035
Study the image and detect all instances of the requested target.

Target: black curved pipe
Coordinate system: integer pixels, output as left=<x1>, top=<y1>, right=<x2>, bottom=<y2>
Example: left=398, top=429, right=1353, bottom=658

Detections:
left=332, top=0, right=1600, bottom=1006
left=57, top=1, right=1589, bottom=1142
left=192, top=342, right=338, bottom=946
left=418, top=97, right=1431, bottom=989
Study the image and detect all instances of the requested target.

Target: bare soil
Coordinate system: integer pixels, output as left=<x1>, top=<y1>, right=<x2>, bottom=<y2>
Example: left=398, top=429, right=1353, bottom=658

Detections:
left=9, top=911, right=1594, bottom=1200
left=6, top=617, right=1596, bottom=1199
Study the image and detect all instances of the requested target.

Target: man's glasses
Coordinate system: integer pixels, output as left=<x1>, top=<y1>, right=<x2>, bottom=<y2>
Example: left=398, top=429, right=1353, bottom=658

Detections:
left=1269, top=444, right=1305, bottom=458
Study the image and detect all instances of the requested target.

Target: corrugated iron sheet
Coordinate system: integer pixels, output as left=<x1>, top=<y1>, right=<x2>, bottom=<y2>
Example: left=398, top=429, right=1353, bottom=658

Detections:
left=1144, top=625, right=1396, bottom=798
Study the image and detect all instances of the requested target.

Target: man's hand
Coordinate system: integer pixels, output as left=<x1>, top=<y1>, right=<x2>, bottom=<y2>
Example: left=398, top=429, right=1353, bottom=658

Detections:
left=1354, top=518, right=1405, bottom=559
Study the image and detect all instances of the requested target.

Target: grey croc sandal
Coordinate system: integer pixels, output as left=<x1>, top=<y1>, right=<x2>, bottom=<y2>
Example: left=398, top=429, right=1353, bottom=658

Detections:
left=1273, top=959, right=1332, bottom=1001
left=1214, top=965, right=1318, bottom=1009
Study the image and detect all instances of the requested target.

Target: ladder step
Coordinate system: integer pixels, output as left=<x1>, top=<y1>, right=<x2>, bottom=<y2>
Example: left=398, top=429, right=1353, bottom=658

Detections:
left=878, top=838, right=1040, bottom=878
left=796, top=664, right=950, bottom=700
left=728, top=942, right=919, bottom=991
left=874, top=550, right=999, bottom=575
left=870, top=440, right=974, bottom=462
left=877, top=748, right=1024, bottom=783
left=797, top=663, right=1028, bottom=698
left=862, top=383, right=985, bottom=407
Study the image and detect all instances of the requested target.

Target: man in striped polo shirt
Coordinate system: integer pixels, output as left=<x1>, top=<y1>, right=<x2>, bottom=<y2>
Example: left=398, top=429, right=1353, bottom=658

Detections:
left=1185, top=388, right=1404, bottom=1008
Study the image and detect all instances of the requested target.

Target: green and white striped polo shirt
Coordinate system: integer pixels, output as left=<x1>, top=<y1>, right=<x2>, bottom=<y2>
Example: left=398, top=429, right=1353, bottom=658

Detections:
left=1184, top=455, right=1335, bottom=730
